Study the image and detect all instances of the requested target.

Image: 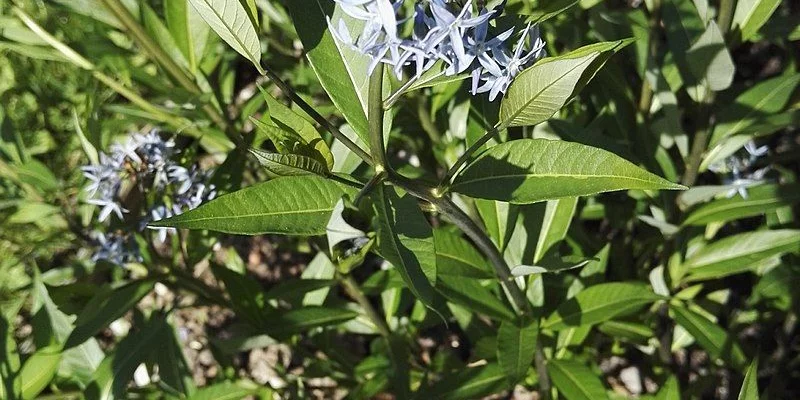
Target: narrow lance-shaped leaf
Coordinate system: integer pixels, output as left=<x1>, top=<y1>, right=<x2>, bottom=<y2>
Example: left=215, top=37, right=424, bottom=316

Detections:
left=84, top=315, right=168, bottom=400
left=65, top=279, right=155, bottom=349
left=188, top=0, right=264, bottom=73
left=286, top=0, right=371, bottom=144
left=682, top=184, right=800, bottom=225
left=451, top=139, right=685, bottom=204
left=732, top=0, right=782, bottom=42
left=151, top=175, right=357, bottom=235
left=499, top=39, right=631, bottom=128
left=543, top=282, right=662, bottom=330
left=548, top=359, right=609, bottom=400
left=373, top=185, right=438, bottom=309
left=266, top=306, right=359, bottom=336
left=738, top=359, right=759, bottom=400
left=709, top=73, right=800, bottom=146
left=534, top=197, right=578, bottom=263
left=670, top=303, right=747, bottom=368
left=418, top=363, right=508, bottom=400
left=497, top=319, right=538, bottom=385
left=437, top=276, right=516, bottom=322
left=683, top=229, right=800, bottom=282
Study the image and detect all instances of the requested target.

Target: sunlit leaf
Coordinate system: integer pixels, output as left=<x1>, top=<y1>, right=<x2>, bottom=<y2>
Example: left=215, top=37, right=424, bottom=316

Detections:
left=452, top=139, right=685, bottom=204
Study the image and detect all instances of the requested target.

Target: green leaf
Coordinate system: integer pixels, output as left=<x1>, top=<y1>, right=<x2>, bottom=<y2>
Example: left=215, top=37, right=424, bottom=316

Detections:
left=543, top=282, right=661, bottom=330
left=686, top=21, right=734, bottom=91
left=683, top=230, right=800, bottom=281
left=164, top=0, right=198, bottom=72
left=597, top=320, right=654, bottom=344
left=142, top=3, right=189, bottom=68
left=189, top=381, right=258, bottom=400
left=497, top=319, right=537, bottom=385
left=154, top=321, right=195, bottom=397
left=0, top=315, right=21, bottom=400
left=373, top=185, right=437, bottom=307
left=476, top=200, right=515, bottom=250
left=188, top=0, right=263, bottom=73
left=84, top=315, right=167, bottom=400
left=682, top=184, right=800, bottom=225
left=151, top=175, right=357, bottom=235
left=249, top=149, right=327, bottom=177
left=419, top=363, right=507, bottom=400
left=433, top=229, right=493, bottom=279
left=655, top=375, right=681, bottom=400
left=710, top=73, right=800, bottom=146
left=511, top=255, right=593, bottom=276
left=499, top=39, right=631, bottom=128
left=437, top=276, right=516, bottom=322
left=670, top=303, right=747, bottom=368
left=733, top=0, right=782, bottom=41
left=65, top=279, right=155, bottom=348
left=267, top=306, right=358, bottom=336
left=212, top=265, right=268, bottom=328
left=19, top=345, right=61, bottom=400
left=534, top=197, right=578, bottom=263
left=548, top=359, right=609, bottom=400
left=738, top=358, right=759, bottom=400
left=286, top=0, right=372, bottom=144
left=256, top=87, right=334, bottom=169
left=451, top=139, right=685, bottom=204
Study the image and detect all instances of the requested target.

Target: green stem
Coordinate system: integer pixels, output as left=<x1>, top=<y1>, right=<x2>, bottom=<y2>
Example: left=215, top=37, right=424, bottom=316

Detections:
left=260, top=65, right=374, bottom=166
left=341, top=275, right=391, bottom=338
left=369, top=63, right=388, bottom=171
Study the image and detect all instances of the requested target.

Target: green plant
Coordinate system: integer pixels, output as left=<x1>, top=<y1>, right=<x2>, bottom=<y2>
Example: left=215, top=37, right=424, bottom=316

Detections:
left=1, top=0, right=798, bottom=399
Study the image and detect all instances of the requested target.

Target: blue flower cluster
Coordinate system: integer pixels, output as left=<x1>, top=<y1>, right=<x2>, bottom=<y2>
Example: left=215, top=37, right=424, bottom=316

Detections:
left=708, top=141, right=770, bottom=199
left=81, top=129, right=216, bottom=264
left=332, top=0, right=546, bottom=100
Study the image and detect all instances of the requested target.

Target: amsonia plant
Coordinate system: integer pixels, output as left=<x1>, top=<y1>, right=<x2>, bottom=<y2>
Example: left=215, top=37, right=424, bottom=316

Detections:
left=1, top=0, right=798, bottom=398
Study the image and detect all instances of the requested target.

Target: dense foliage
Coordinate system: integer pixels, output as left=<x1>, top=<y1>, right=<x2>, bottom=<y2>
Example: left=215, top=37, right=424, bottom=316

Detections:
left=1, top=0, right=799, bottom=399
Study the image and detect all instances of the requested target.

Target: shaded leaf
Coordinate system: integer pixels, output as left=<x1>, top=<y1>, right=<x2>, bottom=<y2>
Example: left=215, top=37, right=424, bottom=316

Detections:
left=373, top=185, right=437, bottom=307
left=437, top=276, right=515, bottom=322
left=670, top=303, right=747, bottom=368
left=543, top=282, right=661, bottom=330
left=65, top=279, right=155, bottom=348
left=738, top=359, right=759, bottom=400
left=267, top=306, right=358, bottom=336
left=419, top=363, right=507, bottom=400
left=433, top=229, right=493, bottom=279
left=548, top=359, right=609, bottom=400
left=497, top=319, right=537, bottom=384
